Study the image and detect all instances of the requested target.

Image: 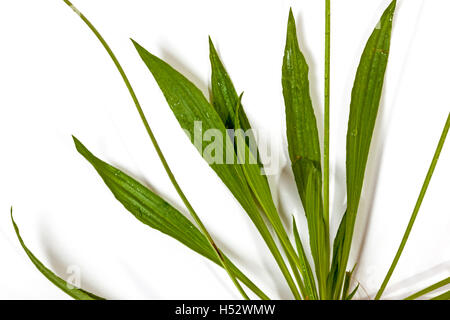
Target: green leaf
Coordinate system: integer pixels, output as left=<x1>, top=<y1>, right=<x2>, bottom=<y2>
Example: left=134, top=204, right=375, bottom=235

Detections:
left=430, top=290, right=450, bottom=301
left=346, top=284, right=359, bottom=300
left=405, top=277, right=450, bottom=300
left=209, top=37, right=261, bottom=168
left=132, top=39, right=258, bottom=223
left=304, top=164, right=329, bottom=298
left=292, top=217, right=318, bottom=300
left=327, top=210, right=347, bottom=297
left=209, top=37, right=252, bottom=133
left=132, top=40, right=301, bottom=299
left=234, top=94, right=307, bottom=298
left=282, top=9, right=322, bottom=208
left=282, top=9, right=330, bottom=299
left=73, top=136, right=269, bottom=300
left=334, top=0, right=397, bottom=298
left=11, top=208, right=105, bottom=300
left=342, top=265, right=357, bottom=299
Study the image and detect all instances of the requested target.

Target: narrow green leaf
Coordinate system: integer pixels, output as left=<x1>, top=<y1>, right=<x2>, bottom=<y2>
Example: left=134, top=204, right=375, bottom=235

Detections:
left=234, top=94, right=307, bottom=298
left=62, top=0, right=250, bottom=299
left=430, top=291, right=450, bottom=301
left=346, top=284, right=359, bottom=300
left=73, top=136, right=269, bottom=300
left=11, top=208, right=105, bottom=300
left=342, top=265, right=357, bottom=300
left=405, top=277, right=450, bottom=300
left=304, top=164, right=329, bottom=298
left=334, top=0, right=397, bottom=298
left=132, top=40, right=301, bottom=299
left=293, top=217, right=318, bottom=300
left=327, top=210, right=347, bottom=297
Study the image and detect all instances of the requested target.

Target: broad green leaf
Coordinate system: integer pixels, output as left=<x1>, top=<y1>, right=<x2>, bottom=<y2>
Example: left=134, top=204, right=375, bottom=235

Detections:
left=132, top=41, right=301, bottom=299
left=282, top=9, right=330, bottom=299
left=282, top=9, right=322, bottom=209
left=334, top=0, right=397, bottom=298
left=132, top=39, right=260, bottom=223
left=293, top=217, right=318, bottom=300
left=405, top=277, right=450, bottom=300
left=11, top=208, right=105, bottom=300
left=73, top=136, right=269, bottom=300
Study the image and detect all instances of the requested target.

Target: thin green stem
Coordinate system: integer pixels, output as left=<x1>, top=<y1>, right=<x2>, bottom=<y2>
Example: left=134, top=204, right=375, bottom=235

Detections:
left=324, top=1, right=331, bottom=228
left=62, top=0, right=253, bottom=300
left=323, top=0, right=331, bottom=300
left=375, top=114, right=450, bottom=300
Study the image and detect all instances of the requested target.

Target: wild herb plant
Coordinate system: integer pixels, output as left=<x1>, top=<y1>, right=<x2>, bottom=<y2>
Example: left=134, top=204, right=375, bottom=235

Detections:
left=11, top=0, right=450, bottom=300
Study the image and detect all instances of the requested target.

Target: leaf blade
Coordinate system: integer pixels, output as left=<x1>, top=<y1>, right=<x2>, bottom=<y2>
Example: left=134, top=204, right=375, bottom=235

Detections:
left=405, top=277, right=450, bottom=300
left=11, top=208, right=105, bottom=300
left=282, top=9, right=322, bottom=208
left=293, top=217, right=318, bottom=300
left=334, top=0, right=397, bottom=298
left=73, top=137, right=269, bottom=300
left=132, top=41, right=301, bottom=299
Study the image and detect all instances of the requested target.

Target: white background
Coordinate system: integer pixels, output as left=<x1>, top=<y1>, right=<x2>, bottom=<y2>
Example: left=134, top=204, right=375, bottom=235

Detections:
left=0, top=0, right=449, bottom=300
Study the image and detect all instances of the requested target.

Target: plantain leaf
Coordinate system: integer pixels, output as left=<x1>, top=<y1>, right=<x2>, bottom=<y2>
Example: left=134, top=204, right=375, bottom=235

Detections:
left=234, top=94, right=307, bottom=298
left=282, top=9, right=322, bottom=209
left=292, top=217, right=318, bottom=300
left=346, top=283, right=359, bottom=300
left=327, top=210, right=347, bottom=297
left=405, top=277, right=450, bottom=300
left=132, top=40, right=301, bottom=299
left=304, top=164, right=329, bottom=298
left=209, top=37, right=262, bottom=167
left=73, top=136, right=269, bottom=300
left=209, top=37, right=252, bottom=132
left=332, top=0, right=397, bottom=298
left=11, top=208, right=105, bottom=300
left=342, top=265, right=357, bottom=300
left=430, top=290, right=450, bottom=301
left=132, top=40, right=259, bottom=223
left=282, top=10, right=331, bottom=299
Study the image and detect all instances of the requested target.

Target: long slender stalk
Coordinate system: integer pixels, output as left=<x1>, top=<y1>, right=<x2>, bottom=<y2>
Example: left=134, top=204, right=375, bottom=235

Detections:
left=323, top=0, right=331, bottom=300
left=375, top=113, right=450, bottom=300
left=324, top=0, right=331, bottom=235
left=62, top=0, right=253, bottom=300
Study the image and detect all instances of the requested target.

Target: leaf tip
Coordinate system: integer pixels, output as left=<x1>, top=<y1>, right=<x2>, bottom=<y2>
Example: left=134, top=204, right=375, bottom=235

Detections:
left=72, top=136, right=93, bottom=161
left=286, top=8, right=297, bottom=39
left=288, top=7, right=294, bottom=19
